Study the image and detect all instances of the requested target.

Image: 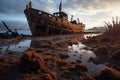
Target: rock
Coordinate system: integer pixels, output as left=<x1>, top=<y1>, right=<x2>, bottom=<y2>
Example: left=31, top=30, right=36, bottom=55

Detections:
left=97, top=67, right=120, bottom=80
left=79, top=73, right=94, bottom=80
left=19, top=51, right=45, bottom=73
left=8, top=50, right=17, bottom=54
left=68, top=64, right=76, bottom=71
left=110, top=44, right=120, bottom=53
left=68, top=42, right=73, bottom=46
left=39, top=41, right=57, bottom=49
left=36, top=48, right=45, bottom=53
left=49, top=71, right=57, bottom=79
left=57, top=42, right=68, bottom=48
left=85, top=38, right=98, bottom=44
left=101, top=37, right=110, bottom=42
left=75, top=51, right=78, bottom=53
left=41, top=73, right=52, bottom=80
left=83, top=47, right=91, bottom=50
left=61, top=70, right=71, bottom=78
left=75, top=64, right=88, bottom=72
left=76, top=59, right=82, bottom=63
left=71, top=62, right=76, bottom=64
left=27, top=47, right=35, bottom=51
left=74, top=54, right=76, bottom=56
left=89, top=57, right=100, bottom=65
left=112, top=50, right=120, bottom=61
left=59, top=66, right=67, bottom=71
left=94, top=46, right=109, bottom=55
left=18, top=77, right=38, bottom=80
left=0, top=57, right=9, bottom=63
left=21, top=74, right=30, bottom=78
left=59, top=53, right=69, bottom=59
left=57, top=60, right=69, bottom=67
left=30, top=41, right=41, bottom=48
left=40, top=68, right=49, bottom=73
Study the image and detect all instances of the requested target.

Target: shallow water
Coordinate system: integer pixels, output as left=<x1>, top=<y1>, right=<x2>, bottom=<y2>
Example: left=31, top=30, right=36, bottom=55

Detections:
left=84, top=33, right=102, bottom=39
left=0, top=35, right=106, bottom=75
left=67, top=42, right=106, bottom=74
left=0, top=40, right=31, bottom=55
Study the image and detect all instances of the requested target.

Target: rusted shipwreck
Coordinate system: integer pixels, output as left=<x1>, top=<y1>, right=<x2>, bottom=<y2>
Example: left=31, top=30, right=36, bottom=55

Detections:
left=24, top=1, right=85, bottom=36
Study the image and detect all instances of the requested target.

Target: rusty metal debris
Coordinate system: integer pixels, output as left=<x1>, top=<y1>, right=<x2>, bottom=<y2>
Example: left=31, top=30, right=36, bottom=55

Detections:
left=0, top=21, right=19, bottom=38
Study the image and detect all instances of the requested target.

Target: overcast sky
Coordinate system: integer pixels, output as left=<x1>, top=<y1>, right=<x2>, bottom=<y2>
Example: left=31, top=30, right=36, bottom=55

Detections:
left=0, top=0, right=120, bottom=29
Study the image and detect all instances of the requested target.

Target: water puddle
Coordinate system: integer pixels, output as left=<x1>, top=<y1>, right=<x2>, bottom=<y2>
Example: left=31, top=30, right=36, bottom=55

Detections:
left=67, top=42, right=106, bottom=74
left=84, top=33, right=102, bottom=39
left=0, top=35, right=105, bottom=74
left=0, top=40, right=31, bottom=55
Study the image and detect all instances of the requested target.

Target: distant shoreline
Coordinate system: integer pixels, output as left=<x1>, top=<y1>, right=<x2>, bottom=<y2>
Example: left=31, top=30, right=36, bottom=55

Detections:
left=0, top=28, right=30, bottom=30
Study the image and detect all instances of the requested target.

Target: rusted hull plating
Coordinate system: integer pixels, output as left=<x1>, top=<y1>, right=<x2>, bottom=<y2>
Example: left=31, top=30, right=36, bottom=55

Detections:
left=24, top=5, right=85, bottom=36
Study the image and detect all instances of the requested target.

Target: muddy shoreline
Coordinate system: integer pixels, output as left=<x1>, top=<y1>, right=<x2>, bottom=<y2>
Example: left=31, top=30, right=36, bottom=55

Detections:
left=82, top=34, right=120, bottom=70
left=0, top=34, right=120, bottom=80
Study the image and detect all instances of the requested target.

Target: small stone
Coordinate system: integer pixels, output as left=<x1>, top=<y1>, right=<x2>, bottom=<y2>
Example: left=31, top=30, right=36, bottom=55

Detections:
left=41, top=73, right=52, bottom=80
left=59, top=53, right=69, bottom=59
left=94, top=46, right=109, bottom=55
left=97, top=67, right=120, bottom=80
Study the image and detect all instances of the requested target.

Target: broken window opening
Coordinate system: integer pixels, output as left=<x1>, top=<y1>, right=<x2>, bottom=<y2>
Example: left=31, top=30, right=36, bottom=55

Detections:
left=39, top=12, right=42, bottom=14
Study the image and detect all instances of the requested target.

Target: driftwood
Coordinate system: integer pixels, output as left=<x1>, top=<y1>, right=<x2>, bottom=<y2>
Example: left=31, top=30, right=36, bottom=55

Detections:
left=2, top=21, right=19, bottom=37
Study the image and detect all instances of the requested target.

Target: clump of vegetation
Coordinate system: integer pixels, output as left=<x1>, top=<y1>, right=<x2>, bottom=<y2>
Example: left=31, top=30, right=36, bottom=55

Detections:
left=104, top=17, right=120, bottom=35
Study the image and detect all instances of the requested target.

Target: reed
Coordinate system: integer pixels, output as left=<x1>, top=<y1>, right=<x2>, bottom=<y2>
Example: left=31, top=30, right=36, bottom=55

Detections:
left=104, top=17, right=120, bottom=35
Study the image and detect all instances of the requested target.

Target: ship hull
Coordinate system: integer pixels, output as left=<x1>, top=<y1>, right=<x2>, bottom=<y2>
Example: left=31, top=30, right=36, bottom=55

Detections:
left=24, top=8, right=85, bottom=36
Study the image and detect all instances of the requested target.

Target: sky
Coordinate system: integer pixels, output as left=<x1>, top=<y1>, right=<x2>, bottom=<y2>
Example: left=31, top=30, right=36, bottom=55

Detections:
left=0, top=0, right=120, bottom=29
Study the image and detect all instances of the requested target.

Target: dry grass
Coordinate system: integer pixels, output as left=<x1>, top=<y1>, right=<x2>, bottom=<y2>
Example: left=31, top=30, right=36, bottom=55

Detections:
left=104, top=17, right=120, bottom=35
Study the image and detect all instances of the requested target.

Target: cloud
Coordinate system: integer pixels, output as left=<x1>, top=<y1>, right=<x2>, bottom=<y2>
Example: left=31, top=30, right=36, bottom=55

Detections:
left=63, top=0, right=120, bottom=14
left=0, top=0, right=54, bottom=15
left=0, top=0, right=54, bottom=29
left=61, top=0, right=120, bottom=29
left=0, top=0, right=120, bottom=29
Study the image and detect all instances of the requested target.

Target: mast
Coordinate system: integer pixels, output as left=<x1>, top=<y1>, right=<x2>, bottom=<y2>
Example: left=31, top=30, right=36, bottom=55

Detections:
left=59, top=1, right=62, bottom=12
left=28, top=1, right=32, bottom=9
left=77, top=18, right=80, bottom=23
left=71, top=15, right=73, bottom=21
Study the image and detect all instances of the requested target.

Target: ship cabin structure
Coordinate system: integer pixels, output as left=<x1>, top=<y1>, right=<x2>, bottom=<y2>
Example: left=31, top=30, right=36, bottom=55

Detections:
left=24, top=1, right=85, bottom=36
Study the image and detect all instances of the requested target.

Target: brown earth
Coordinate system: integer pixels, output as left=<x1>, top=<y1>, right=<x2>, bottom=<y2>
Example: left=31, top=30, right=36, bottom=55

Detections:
left=0, top=34, right=120, bottom=80
left=82, top=34, right=120, bottom=72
